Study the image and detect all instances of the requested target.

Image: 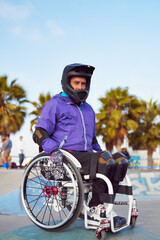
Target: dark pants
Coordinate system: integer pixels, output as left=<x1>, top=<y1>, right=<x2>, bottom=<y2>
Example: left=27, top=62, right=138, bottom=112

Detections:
left=19, top=153, right=25, bottom=168
left=70, top=151, right=128, bottom=207
left=70, top=151, right=108, bottom=206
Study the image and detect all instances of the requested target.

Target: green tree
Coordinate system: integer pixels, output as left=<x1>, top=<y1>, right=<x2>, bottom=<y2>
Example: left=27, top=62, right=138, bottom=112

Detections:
left=96, top=87, right=145, bottom=152
left=0, top=76, right=28, bottom=136
left=29, top=92, right=52, bottom=131
left=128, top=100, right=160, bottom=165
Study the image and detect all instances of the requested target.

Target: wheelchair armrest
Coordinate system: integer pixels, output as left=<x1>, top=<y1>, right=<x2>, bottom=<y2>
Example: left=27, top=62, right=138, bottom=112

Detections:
left=60, top=149, right=82, bottom=168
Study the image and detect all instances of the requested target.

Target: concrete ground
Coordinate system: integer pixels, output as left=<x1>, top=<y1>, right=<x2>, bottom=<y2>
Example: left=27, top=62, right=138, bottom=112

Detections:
left=0, top=169, right=160, bottom=239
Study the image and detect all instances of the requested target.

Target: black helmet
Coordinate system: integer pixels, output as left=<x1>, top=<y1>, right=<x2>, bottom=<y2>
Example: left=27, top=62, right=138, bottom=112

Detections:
left=61, top=63, right=95, bottom=102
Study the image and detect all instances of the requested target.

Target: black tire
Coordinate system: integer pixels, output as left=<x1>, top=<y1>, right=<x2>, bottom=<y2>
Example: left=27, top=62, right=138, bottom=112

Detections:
left=130, top=216, right=136, bottom=229
left=97, top=230, right=106, bottom=240
left=21, top=152, right=84, bottom=232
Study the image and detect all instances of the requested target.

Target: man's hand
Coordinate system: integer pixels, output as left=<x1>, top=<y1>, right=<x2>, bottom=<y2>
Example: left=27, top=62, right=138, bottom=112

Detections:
left=50, top=151, right=63, bottom=166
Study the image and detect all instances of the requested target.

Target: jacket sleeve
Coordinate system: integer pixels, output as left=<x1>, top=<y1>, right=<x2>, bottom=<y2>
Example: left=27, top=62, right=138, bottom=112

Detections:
left=36, top=100, right=59, bottom=155
left=92, top=113, right=102, bottom=152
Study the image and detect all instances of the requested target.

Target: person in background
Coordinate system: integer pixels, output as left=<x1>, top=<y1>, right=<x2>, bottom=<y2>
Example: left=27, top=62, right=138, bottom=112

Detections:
left=18, top=136, right=25, bottom=168
left=0, top=138, right=6, bottom=166
left=1, top=133, right=12, bottom=168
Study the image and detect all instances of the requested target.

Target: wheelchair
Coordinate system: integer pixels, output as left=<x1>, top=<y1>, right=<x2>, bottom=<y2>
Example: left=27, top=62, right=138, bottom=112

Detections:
left=21, top=149, right=138, bottom=240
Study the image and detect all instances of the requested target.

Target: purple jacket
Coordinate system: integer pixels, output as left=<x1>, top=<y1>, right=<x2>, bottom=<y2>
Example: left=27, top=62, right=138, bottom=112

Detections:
left=36, top=92, right=102, bottom=155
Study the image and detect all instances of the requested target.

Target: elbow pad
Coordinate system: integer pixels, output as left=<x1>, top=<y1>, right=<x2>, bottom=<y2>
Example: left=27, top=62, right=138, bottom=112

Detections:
left=33, top=127, right=50, bottom=146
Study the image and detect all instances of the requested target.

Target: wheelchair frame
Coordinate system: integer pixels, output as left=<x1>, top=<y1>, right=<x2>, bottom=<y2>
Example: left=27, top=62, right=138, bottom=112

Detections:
left=21, top=149, right=138, bottom=239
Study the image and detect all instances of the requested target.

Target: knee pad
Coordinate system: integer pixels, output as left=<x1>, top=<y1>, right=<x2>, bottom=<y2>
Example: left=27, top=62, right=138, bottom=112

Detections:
left=112, top=152, right=128, bottom=182
left=97, top=152, right=116, bottom=179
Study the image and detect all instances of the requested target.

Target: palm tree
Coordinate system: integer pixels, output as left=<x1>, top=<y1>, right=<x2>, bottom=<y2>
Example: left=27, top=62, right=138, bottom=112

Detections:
left=96, top=87, right=145, bottom=152
left=29, top=92, right=52, bottom=131
left=128, top=99, right=160, bottom=166
left=0, top=76, right=28, bottom=136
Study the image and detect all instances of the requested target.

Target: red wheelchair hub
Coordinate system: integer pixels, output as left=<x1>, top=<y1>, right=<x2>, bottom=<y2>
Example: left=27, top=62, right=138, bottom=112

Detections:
left=42, top=186, right=58, bottom=198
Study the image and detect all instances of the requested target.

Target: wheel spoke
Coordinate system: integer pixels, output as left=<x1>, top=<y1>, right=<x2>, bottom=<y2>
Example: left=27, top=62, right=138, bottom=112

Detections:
left=26, top=186, right=43, bottom=190
left=29, top=191, right=44, bottom=211
left=48, top=196, right=54, bottom=225
left=27, top=195, right=44, bottom=205
left=27, top=177, right=46, bottom=187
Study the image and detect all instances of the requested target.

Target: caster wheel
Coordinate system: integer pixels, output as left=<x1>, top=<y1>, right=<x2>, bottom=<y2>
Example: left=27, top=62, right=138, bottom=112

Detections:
left=130, top=216, right=136, bottom=228
left=97, top=230, right=106, bottom=240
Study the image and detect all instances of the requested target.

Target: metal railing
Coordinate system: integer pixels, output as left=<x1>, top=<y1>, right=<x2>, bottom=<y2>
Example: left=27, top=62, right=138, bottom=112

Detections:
left=129, top=158, right=160, bottom=169
left=1, top=154, right=160, bottom=170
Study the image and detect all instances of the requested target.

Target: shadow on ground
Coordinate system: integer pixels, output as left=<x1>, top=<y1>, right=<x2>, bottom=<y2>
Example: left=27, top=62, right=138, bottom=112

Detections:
left=0, top=219, right=160, bottom=240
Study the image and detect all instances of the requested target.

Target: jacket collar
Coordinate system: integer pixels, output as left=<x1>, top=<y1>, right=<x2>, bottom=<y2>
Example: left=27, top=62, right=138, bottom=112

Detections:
left=60, top=92, right=74, bottom=104
left=60, top=92, right=84, bottom=107
left=61, top=91, right=69, bottom=97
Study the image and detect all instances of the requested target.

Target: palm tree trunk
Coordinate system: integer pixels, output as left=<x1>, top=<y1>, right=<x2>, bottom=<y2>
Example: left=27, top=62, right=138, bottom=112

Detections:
left=147, top=147, right=153, bottom=167
left=116, top=138, right=122, bottom=152
left=105, top=143, right=113, bottom=153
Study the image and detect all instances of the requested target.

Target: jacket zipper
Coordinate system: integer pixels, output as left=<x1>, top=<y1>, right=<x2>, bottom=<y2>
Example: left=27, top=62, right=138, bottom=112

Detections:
left=67, top=102, right=87, bottom=151
left=77, top=106, right=87, bottom=151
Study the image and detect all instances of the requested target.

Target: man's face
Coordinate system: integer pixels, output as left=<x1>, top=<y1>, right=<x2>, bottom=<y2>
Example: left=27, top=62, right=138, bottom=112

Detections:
left=70, top=77, right=86, bottom=91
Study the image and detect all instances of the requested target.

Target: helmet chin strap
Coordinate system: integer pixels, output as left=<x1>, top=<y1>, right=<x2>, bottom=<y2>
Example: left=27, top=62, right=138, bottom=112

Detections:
left=72, top=98, right=81, bottom=105
left=75, top=89, right=88, bottom=102
left=69, top=90, right=88, bottom=106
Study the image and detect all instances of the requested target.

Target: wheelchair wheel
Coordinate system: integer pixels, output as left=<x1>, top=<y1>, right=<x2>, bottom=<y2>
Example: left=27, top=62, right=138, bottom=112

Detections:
left=21, top=152, right=84, bottom=232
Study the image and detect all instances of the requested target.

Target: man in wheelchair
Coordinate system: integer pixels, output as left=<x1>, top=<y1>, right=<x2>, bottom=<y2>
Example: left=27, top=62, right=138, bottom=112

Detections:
left=33, top=63, right=128, bottom=227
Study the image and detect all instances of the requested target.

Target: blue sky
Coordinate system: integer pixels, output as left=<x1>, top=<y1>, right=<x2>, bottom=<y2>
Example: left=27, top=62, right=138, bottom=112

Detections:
left=0, top=0, right=160, bottom=157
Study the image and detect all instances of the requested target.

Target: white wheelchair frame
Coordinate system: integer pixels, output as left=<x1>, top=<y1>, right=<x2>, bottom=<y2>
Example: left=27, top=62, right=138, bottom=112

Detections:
left=61, top=150, right=138, bottom=236
left=21, top=149, right=138, bottom=240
